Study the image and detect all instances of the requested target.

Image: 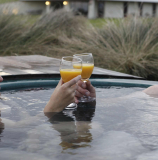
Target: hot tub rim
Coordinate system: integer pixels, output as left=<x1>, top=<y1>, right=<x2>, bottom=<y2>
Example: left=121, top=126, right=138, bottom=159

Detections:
left=1, top=78, right=158, bottom=92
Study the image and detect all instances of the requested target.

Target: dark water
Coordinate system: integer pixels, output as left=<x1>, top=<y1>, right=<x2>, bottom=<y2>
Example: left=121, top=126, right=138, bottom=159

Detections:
left=0, top=87, right=158, bottom=160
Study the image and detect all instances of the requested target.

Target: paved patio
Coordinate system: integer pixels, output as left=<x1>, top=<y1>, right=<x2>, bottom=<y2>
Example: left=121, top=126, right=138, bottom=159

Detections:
left=0, top=55, right=142, bottom=79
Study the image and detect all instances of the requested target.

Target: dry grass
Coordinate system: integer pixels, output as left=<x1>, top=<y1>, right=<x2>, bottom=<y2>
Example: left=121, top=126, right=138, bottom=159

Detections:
left=1, top=10, right=158, bottom=80
left=93, top=18, right=158, bottom=80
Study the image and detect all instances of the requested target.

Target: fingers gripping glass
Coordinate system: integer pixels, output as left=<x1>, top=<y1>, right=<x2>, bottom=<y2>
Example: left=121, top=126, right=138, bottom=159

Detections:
left=60, top=56, right=82, bottom=109
left=73, top=53, right=95, bottom=102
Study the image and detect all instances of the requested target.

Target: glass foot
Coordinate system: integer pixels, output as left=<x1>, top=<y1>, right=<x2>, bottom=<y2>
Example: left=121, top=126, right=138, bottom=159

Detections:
left=65, top=103, right=77, bottom=110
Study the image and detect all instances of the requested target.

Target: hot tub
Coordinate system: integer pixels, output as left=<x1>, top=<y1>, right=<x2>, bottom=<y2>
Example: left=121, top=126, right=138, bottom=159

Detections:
left=0, top=75, right=158, bottom=160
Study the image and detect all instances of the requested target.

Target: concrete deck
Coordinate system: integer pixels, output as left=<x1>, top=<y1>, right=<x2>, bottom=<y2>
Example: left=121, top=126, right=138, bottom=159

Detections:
left=0, top=55, right=142, bottom=79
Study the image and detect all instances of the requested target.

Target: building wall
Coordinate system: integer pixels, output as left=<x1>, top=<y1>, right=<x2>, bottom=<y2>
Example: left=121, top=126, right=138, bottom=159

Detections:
left=142, top=3, right=153, bottom=17
left=104, top=1, right=124, bottom=18
left=0, top=1, right=157, bottom=18
left=127, top=2, right=140, bottom=16
left=0, top=1, right=45, bottom=15
left=70, top=1, right=88, bottom=14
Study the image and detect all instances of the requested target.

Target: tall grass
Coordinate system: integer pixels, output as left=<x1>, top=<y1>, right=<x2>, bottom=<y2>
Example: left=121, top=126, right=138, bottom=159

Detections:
left=95, top=18, right=158, bottom=80
left=0, top=15, right=25, bottom=56
left=0, top=9, right=158, bottom=80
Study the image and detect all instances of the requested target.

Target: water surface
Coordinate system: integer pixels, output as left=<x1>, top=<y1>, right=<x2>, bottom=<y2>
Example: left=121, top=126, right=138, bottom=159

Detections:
left=0, top=87, right=158, bottom=160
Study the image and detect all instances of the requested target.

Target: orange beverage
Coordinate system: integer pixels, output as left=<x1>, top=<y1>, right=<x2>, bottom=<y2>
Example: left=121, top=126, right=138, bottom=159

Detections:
left=73, top=63, right=94, bottom=80
left=60, top=69, right=82, bottom=83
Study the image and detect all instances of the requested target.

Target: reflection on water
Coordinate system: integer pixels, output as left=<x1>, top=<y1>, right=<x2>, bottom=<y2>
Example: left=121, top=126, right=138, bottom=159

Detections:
left=0, top=87, right=158, bottom=160
left=49, top=101, right=96, bottom=150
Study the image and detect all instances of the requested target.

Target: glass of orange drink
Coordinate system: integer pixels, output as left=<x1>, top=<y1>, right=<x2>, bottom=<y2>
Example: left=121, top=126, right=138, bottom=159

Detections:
left=73, top=53, right=95, bottom=102
left=60, top=56, right=82, bottom=109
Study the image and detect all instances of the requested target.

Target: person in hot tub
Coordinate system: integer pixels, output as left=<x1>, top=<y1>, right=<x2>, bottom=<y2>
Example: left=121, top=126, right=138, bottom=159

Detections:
left=143, top=85, right=158, bottom=98
left=44, top=75, right=158, bottom=113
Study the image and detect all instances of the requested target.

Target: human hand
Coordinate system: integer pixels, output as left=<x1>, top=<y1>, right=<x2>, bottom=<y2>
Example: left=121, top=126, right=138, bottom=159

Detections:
left=44, top=75, right=81, bottom=113
left=0, top=76, right=3, bottom=82
left=75, top=80, right=96, bottom=103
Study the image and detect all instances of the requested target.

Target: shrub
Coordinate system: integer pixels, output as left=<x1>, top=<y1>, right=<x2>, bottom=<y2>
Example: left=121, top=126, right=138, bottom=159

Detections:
left=0, top=10, right=158, bottom=80
left=96, top=18, right=158, bottom=80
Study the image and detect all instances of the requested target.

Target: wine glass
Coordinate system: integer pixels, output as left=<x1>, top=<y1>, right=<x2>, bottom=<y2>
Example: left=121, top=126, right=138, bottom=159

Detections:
left=60, top=56, right=82, bottom=109
left=73, top=53, right=95, bottom=102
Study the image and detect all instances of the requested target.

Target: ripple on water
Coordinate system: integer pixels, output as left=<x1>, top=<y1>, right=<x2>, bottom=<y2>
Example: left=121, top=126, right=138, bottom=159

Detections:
left=0, top=87, right=158, bottom=160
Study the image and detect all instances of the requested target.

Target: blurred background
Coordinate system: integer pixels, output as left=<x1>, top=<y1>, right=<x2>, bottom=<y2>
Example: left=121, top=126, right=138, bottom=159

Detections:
left=1, top=0, right=158, bottom=80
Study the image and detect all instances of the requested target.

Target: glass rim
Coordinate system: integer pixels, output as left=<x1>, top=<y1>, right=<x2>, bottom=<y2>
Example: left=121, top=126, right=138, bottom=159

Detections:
left=73, top=53, right=92, bottom=57
left=62, top=56, right=82, bottom=62
left=61, top=56, right=82, bottom=63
